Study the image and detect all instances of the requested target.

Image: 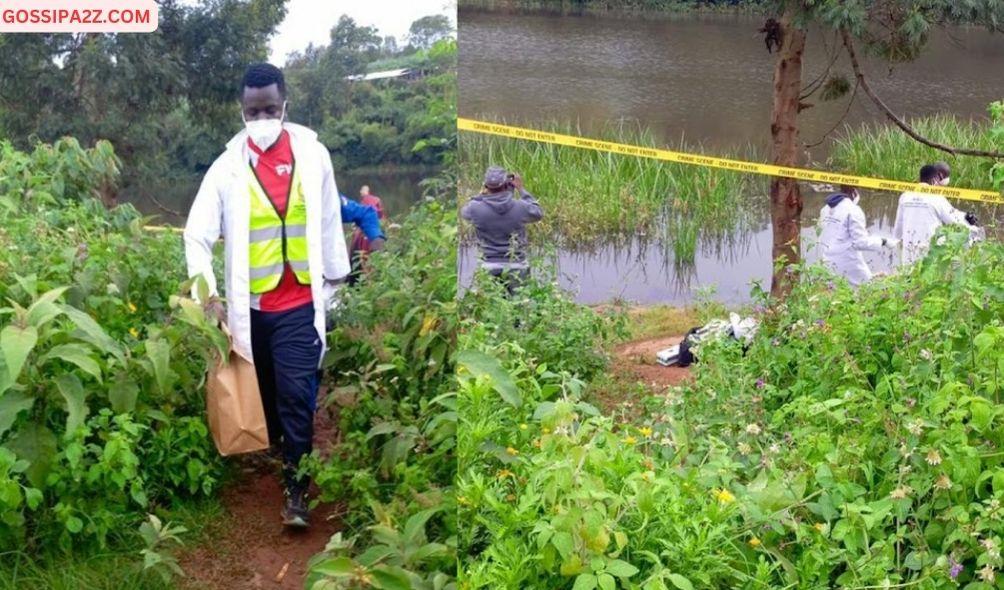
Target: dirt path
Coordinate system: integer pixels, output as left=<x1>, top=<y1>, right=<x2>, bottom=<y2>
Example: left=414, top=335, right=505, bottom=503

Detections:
left=179, top=408, right=343, bottom=590
left=612, top=335, right=693, bottom=390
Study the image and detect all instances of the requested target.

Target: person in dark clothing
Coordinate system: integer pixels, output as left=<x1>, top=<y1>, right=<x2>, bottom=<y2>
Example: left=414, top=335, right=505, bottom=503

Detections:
left=461, top=165, right=543, bottom=295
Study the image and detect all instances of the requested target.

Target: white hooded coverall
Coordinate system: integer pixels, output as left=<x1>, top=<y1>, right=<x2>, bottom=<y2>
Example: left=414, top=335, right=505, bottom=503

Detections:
left=893, top=191, right=971, bottom=266
left=817, top=195, right=884, bottom=286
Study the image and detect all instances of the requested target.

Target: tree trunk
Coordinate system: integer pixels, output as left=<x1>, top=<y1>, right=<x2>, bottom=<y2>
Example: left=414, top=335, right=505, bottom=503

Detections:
left=768, top=13, right=806, bottom=299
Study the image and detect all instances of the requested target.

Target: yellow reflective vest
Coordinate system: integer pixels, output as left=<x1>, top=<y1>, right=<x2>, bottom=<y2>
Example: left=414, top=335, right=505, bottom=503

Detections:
left=247, top=164, right=311, bottom=294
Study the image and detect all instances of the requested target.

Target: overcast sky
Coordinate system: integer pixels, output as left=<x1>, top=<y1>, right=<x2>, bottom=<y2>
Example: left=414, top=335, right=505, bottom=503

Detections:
left=268, top=0, right=456, bottom=64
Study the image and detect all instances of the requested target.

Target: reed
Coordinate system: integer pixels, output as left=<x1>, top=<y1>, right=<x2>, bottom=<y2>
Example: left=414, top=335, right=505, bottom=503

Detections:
left=459, top=120, right=764, bottom=263
left=828, top=115, right=997, bottom=190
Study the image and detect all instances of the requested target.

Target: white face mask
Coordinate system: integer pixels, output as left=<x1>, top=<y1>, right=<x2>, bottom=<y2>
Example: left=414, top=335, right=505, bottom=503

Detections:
left=242, top=101, right=286, bottom=150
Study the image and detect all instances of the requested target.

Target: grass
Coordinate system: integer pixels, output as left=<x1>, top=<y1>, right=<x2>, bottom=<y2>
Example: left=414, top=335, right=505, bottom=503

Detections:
left=459, top=121, right=765, bottom=263
left=0, top=495, right=228, bottom=590
left=624, top=305, right=702, bottom=340
left=828, top=114, right=999, bottom=190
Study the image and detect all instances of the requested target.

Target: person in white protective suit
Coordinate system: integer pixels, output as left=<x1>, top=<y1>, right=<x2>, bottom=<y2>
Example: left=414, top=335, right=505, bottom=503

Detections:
left=893, top=163, right=977, bottom=266
left=816, top=184, right=898, bottom=286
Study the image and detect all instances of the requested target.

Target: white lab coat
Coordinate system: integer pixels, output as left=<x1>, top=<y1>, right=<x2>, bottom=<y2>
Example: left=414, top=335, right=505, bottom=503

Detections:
left=817, top=196, right=885, bottom=286
left=893, top=190, right=971, bottom=266
left=183, top=123, right=350, bottom=366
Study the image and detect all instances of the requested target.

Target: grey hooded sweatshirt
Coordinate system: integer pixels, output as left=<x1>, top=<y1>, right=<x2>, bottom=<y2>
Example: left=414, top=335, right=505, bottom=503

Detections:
left=461, top=189, right=543, bottom=266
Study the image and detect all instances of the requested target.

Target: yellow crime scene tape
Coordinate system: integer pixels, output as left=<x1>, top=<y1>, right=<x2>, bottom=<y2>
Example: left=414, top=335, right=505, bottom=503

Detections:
left=458, top=118, right=1004, bottom=205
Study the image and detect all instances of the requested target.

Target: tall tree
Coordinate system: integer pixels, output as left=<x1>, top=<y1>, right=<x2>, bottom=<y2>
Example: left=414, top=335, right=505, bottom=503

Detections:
left=762, top=1, right=1004, bottom=298
left=0, top=0, right=286, bottom=204
left=407, top=14, right=454, bottom=50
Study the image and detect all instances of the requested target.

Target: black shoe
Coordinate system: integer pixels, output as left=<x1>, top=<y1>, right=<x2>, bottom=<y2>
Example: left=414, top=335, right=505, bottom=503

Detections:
left=281, top=488, right=310, bottom=528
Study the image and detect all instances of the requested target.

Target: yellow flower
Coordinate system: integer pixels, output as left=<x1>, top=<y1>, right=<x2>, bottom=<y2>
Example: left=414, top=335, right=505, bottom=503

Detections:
left=505, top=447, right=519, bottom=456
left=519, top=423, right=528, bottom=431
left=127, top=301, right=137, bottom=313
left=623, top=436, right=637, bottom=445
left=714, top=489, right=736, bottom=504
left=129, top=327, right=139, bottom=338
left=542, top=427, right=552, bottom=435
left=505, top=493, right=516, bottom=502
left=748, top=537, right=761, bottom=547
left=639, top=426, right=653, bottom=438
left=457, top=495, right=470, bottom=506
left=532, top=439, right=541, bottom=449
left=813, top=523, right=826, bottom=533
left=419, top=314, right=438, bottom=337
left=496, top=469, right=514, bottom=480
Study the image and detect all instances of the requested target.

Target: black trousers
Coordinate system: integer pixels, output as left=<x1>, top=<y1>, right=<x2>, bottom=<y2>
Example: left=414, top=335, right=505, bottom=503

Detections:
left=249, top=302, right=321, bottom=493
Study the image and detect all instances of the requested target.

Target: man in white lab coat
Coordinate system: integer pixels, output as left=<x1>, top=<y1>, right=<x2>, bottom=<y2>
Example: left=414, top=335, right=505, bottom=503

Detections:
left=893, top=163, right=976, bottom=266
left=817, top=184, right=897, bottom=286
left=184, top=63, right=350, bottom=528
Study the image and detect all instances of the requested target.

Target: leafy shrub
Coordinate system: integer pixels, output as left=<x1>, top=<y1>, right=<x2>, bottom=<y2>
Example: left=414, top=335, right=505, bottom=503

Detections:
left=0, top=141, right=226, bottom=553
left=306, top=196, right=458, bottom=589
left=458, top=227, right=1004, bottom=589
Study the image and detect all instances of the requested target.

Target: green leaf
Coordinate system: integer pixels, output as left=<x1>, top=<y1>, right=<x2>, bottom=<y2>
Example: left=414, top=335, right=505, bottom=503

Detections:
left=573, top=573, right=598, bottom=590
left=26, top=286, right=68, bottom=328
left=5, top=423, right=57, bottom=488
left=23, top=487, right=42, bottom=510
left=598, top=573, right=616, bottom=590
left=552, top=531, right=574, bottom=560
left=0, top=325, right=37, bottom=393
left=145, top=338, right=172, bottom=396
left=369, top=565, right=412, bottom=590
left=108, top=372, right=139, bottom=413
left=0, top=392, right=35, bottom=438
left=403, top=507, right=440, bottom=546
left=667, top=574, right=694, bottom=590
left=60, top=305, right=124, bottom=364
left=55, top=374, right=88, bottom=436
left=65, top=515, right=83, bottom=533
left=606, top=560, right=639, bottom=578
left=42, top=343, right=102, bottom=383
left=311, top=556, right=355, bottom=578
left=455, top=350, right=520, bottom=407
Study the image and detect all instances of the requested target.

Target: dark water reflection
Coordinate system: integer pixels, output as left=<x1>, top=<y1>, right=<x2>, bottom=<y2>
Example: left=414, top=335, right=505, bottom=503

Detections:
left=119, top=167, right=432, bottom=226
left=460, top=10, right=1004, bottom=155
left=459, top=191, right=1000, bottom=305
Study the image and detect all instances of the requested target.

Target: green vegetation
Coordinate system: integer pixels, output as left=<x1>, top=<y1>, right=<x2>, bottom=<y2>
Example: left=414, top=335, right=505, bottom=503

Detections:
left=459, top=123, right=764, bottom=262
left=2, top=122, right=457, bottom=589
left=829, top=113, right=1001, bottom=191
left=287, top=20, right=457, bottom=170
left=304, top=194, right=458, bottom=589
left=458, top=226, right=1004, bottom=588
left=0, top=5, right=455, bottom=208
left=0, top=140, right=229, bottom=582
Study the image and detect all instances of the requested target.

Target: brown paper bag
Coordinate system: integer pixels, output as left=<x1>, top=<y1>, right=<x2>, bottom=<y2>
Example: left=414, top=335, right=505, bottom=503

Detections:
left=205, top=330, right=269, bottom=456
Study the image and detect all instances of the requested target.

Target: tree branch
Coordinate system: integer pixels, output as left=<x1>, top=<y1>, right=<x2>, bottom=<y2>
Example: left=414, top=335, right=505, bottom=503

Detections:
left=840, top=27, right=1004, bottom=159
left=805, top=79, right=859, bottom=149
left=145, top=192, right=185, bottom=218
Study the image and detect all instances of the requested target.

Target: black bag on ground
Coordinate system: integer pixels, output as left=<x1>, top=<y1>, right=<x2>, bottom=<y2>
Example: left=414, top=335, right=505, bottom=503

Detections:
left=677, top=326, right=702, bottom=367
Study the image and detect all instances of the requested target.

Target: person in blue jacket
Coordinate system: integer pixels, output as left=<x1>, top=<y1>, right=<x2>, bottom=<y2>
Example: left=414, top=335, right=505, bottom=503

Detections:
left=340, top=193, right=386, bottom=253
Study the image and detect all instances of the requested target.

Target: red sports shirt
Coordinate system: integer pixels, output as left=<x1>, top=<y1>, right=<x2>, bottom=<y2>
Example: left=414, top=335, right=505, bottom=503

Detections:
left=248, top=130, right=313, bottom=312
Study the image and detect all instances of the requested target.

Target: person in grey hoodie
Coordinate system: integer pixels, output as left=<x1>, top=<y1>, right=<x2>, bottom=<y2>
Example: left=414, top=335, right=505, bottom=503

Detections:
left=462, top=165, right=544, bottom=295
